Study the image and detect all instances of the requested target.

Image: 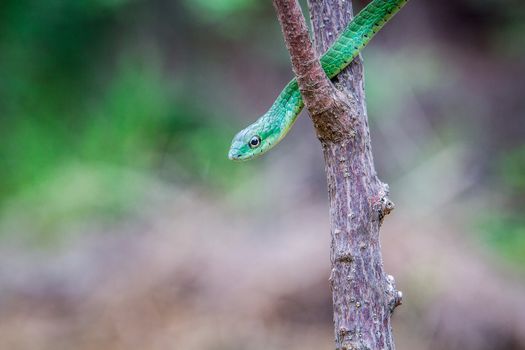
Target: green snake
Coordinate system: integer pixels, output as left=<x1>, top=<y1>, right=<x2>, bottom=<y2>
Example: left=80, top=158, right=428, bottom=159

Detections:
left=228, top=0, right=409, bottom=161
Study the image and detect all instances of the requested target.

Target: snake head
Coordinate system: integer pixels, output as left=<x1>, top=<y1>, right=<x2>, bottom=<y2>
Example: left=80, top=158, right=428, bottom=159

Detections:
left=228, top=122, right=269, bottom=161
left=228, top=115, right=282, bottom=161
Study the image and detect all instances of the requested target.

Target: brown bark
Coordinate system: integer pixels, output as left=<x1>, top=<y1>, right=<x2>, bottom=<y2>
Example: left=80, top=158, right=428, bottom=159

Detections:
left=272, top=0, right=401, bottom=349
left=272, top=0, right=354, bottom=142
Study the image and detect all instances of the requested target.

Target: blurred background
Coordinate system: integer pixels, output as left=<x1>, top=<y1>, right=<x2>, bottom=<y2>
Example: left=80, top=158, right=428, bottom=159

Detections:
left=0, top=0, right=524, bottom=349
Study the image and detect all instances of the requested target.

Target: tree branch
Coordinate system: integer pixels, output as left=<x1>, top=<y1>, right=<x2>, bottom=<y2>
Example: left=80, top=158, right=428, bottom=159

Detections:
left=272, top=0, right=354, bottom=142
left=272, top=0, right=402, bottom=349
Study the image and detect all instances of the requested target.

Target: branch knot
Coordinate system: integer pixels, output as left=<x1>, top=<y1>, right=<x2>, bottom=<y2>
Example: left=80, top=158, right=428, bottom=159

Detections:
left=386, top=274, right=403, bottom=313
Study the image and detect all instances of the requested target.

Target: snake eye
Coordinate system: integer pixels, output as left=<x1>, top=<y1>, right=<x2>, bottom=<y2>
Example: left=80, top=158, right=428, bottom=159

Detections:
left=248, top=135, right=261, bottom=149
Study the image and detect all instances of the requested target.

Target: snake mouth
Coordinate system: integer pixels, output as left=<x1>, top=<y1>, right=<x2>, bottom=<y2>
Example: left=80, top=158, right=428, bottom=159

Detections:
left=228, top=147, right=259, bottom=161
left=228, top=148, right=244, bottom=161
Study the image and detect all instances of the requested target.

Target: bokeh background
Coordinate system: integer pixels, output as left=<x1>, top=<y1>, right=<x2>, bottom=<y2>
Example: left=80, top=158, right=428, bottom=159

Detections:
left=1, top=0, right=524, bottom=349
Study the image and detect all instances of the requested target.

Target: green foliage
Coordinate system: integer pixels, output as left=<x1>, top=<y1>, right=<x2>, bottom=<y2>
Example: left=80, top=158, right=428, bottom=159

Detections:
left=481, top=214, right=525, bottom=268
left=479, top=144, right=525, bottom=270
left=182, top=0, right=259, bottom=21
left=0, top=0, right=255, bottom=242
left=502, top=144, right=525, bottom=192
left=0, top=56, right=247, bottom=242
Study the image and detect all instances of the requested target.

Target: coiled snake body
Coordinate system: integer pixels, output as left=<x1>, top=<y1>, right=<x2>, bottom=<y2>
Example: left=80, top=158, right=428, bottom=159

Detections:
left=228, top=0, right=408, bottom=161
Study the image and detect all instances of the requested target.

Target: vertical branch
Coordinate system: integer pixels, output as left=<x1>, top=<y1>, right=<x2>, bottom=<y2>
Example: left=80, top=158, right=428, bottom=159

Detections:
left=272, top=0, right=401, bottom=349
left=272, top=0, right=334, bottom=109
left=272, top=0, right=354, bottom=142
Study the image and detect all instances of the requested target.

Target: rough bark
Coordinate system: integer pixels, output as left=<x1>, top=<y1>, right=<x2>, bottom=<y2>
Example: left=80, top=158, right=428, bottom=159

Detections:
left=272, top=1, right=401, bottom=349
left=272, top=0, right=354, bottom=142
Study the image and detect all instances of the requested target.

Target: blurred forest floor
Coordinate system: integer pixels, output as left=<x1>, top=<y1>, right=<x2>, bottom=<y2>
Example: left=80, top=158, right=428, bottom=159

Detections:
left=1, top=177, right=525, bottom=350
left=0, top=0, right=524, bottom=349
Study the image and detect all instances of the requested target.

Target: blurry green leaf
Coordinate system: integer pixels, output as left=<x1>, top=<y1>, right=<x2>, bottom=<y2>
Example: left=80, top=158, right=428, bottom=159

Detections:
left=477, top=144, right=525, bottom=270
left=501, top=144, right=525, bottom=192
left=183, top=0, right=258, bottom=20
left=479, top=214, right=525, bottom=270
left=0, top=162, right=155, bottom=246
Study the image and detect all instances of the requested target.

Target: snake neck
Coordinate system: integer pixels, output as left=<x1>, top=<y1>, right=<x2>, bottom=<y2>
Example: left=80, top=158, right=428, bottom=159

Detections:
left=260, top=79, right=304, bottom=147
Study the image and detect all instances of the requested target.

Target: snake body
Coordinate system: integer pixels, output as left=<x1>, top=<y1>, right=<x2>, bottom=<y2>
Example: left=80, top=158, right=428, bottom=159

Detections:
left=228, top=0, right=409, bottom=161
